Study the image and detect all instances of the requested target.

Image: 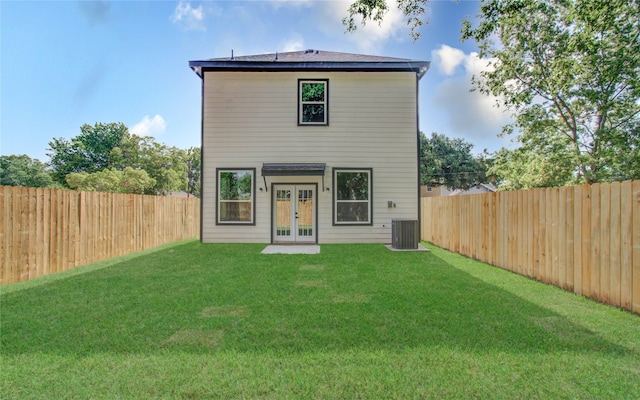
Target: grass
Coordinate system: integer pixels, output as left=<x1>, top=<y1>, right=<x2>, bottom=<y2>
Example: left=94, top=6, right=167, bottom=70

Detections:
left=1, top=240, right=639, bottom=399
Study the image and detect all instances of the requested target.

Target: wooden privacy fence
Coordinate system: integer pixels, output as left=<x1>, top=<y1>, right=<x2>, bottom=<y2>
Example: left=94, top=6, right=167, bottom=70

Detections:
left=1, top=186, right=200, bottom=285
left=422, top=181, right=640, bottom=314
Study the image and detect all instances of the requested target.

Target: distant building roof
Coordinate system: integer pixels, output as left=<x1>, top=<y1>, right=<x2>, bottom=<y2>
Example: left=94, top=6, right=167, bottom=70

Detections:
left=189, top=49, right=429, bottom=79
left=448, top=183, right=497, bottom=196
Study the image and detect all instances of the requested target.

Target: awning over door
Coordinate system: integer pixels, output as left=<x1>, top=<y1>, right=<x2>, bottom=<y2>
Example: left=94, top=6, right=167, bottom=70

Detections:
left=261, top=163, right=326, bottom=191
left=261, top=163, right=326, bottom=176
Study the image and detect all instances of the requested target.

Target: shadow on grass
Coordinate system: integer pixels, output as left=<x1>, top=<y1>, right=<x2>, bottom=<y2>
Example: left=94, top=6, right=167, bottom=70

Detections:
left=0, top=242, right=628, bottom=357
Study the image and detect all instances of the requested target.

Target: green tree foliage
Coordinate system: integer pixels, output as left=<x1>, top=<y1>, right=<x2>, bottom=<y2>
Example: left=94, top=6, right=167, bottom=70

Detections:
left=343, top=0, right=428, bottom=40
left=185, top=147, right=201, bottom=198
left=420, top=132, right=488, bottom=189
left=47, top=122, right=199, bottom=195
left=66, top=167, right=156, bottom=194
left=48, top=122, right=130, bottom=184
left=136, top=139, right=187, bottom=196
left=0, top=155, right=57, bottom=188
left=488, top=144, right=576, bottom=191
left=462, top=0, right=640, bottom=184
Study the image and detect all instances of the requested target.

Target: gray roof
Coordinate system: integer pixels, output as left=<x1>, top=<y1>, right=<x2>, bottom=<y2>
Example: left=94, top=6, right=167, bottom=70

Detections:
left=189, top=49, right=429, bottom=79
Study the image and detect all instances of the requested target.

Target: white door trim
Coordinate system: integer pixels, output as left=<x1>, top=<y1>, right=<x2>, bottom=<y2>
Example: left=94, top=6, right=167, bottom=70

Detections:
left=272, top=184, right=317, bottom=243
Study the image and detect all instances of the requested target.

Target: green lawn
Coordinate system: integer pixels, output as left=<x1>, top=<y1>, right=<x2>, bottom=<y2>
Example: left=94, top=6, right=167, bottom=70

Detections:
left=1, top=240, right=639, bottom=399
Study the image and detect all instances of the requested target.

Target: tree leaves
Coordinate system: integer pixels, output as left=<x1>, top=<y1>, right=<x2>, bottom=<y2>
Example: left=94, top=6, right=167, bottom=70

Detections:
left=46, top=122, right=200, bottom=196
left=0, top=155, right=58, bottom=188
left=419, top=132, right=488, bottom=190
left=343, top=0, right=427, bottom=40
left=463, top=0, right=640, bottom=184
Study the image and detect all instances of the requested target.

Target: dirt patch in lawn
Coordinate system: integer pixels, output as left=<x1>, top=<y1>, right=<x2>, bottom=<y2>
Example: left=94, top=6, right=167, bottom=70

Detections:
left=200, top=305, right=246, bottom=318
left=332, top=293, right=372, bottom=303
left=299, top=265, right=325, bottom=272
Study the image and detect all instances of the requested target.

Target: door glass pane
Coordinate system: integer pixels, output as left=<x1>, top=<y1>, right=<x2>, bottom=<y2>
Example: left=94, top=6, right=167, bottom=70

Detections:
left=276, top=189, right=291, bottom=236
left=298, top=189, right=313, bottom=237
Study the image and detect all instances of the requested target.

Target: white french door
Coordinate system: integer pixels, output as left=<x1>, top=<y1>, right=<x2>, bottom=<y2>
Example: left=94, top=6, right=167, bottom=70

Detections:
left=273, top=185, right=316, bottom=243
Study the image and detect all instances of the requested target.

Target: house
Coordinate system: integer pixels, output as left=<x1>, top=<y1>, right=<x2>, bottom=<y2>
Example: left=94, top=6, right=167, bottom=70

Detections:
left=421, top=183, right=497, bottom=197
left=189, top=50, right=429, bottom=244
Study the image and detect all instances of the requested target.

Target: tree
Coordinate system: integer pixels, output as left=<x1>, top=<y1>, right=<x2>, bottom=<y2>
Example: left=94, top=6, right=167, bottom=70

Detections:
left=419, top=132, right=488, bottom=189
left=66, top=167, right=155, bottom=194
left=0, top=155, right=57, bottom=188
left=488, top=145, right=576, bottom=191
left=48, top=122, right=191, bottom=195
left=48, top=122, right=130, bottom=184
left=136, top=139, right=187, bottom=195
left=184, top=147, right=201, bottom=198
left=462, top=0, right=640, bottom=184
left=343, top=0, right=428, bottom=40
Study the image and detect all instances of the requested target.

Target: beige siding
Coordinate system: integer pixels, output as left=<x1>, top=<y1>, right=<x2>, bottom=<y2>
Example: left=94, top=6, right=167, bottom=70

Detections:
left=202, top=71, right=419, bottom=243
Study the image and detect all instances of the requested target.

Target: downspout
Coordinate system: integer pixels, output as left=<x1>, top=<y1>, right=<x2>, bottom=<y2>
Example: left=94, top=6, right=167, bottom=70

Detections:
left=415, top=64, right=429, bottom=243
left=199, top=72, right=205, bottom=242
left=415, top=72, right=421, bottom=240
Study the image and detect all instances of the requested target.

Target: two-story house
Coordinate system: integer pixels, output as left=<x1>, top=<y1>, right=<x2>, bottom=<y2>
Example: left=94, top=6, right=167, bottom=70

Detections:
left=189, top=50, right=429, bottom=244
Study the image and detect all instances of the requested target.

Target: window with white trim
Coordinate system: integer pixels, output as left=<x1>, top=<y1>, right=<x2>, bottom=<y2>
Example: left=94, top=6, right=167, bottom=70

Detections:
left=333, top=168, right=372, bottom=225
left=299, top=79, right=328, bottom=125
left=217, top=169, right=255, bottom=224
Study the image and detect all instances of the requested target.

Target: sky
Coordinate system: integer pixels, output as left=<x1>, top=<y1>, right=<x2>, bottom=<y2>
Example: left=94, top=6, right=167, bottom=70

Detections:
left=1, top=0, right=514, bottom=162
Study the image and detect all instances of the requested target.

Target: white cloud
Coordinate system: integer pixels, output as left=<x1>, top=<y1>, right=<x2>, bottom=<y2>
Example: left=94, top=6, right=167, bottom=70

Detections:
left=432, top=45, right=465, bottom=75
left=268, top=0, right=314, bottom=10
left=281, top=33, right=305, bottom=52
left=171, top=1, right=205, bottom=31
left=130, top=115, right=167, bottom=137
left=430, top=47, right=513, bottom=151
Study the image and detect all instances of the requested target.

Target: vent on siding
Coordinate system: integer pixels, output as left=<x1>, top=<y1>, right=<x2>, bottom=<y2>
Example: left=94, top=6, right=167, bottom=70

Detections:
left=391, top=219, right=419, bottom=249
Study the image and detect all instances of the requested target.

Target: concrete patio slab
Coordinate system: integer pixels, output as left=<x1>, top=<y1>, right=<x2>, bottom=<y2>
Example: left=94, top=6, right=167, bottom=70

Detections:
left=385, top=244, right=430, bottom=252
left=261, top=245, right=321, bottom=254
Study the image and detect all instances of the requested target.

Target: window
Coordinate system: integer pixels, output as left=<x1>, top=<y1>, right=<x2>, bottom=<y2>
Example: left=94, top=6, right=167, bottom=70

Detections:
left=217, top=169, right=255, bottom=224
left=333, top=169, right=372, bottom=225
left=299, top=79, right=328, bottom=125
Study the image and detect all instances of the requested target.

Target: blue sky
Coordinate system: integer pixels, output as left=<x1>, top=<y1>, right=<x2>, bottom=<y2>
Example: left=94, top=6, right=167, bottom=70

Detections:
left=1, top=0, right=513, bottom=162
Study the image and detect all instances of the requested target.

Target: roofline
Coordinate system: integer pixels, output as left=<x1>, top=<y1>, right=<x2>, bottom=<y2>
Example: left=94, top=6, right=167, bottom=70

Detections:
left=189, top=60, right=430, bottom=80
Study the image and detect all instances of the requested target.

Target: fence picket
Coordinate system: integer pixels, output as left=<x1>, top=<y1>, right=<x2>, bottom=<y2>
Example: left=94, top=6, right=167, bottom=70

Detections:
left=0, top=187, right=7, bottom=284
left=565, top=187, right=574, bottom=291
left=591, top=184, right=601, bottom=300
left=620, top=181, right=632, bottom=310
left=610, top=182, right=622, bottom=307
left=581, top=185, right=591, bottom=298
left=558, top=187, right=567, bottom=289
left=633, top=181, right=640, bottom=314
left=573, top=185, right=582, bottom=296
left=600, top=183, right=611, bottom=303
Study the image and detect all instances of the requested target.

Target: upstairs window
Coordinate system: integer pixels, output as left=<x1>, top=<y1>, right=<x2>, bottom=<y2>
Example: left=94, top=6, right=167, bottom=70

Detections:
left=217, top=169, right=255, bottom=224
left=299, top=79, right=328, bottom=125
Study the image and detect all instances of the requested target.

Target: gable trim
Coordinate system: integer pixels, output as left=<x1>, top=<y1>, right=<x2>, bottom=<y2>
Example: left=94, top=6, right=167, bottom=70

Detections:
left=190, top=62, right=430, bottom=79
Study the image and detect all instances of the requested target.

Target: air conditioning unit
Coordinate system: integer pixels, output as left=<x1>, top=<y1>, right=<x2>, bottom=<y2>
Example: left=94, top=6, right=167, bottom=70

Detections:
left=391, top=219, right=419, bottom=249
